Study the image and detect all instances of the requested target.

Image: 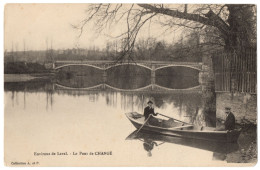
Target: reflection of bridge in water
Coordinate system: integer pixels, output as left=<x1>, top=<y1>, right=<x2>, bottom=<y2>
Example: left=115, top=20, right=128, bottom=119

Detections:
left=54, top=83, right=202, bottom=93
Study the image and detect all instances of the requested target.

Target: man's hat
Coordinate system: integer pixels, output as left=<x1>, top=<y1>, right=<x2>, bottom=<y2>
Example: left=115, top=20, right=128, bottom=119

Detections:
left=147, top=100, right=153, bottom=104
left=225, top=106, right=231, bottom=110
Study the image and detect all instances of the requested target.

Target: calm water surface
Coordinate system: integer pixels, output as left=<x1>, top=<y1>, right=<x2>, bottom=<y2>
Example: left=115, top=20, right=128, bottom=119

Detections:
left=4, top=67, right=243, bottom=166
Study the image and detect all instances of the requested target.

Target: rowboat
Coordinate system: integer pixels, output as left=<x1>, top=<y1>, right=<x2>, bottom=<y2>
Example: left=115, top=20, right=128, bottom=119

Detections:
left=125, top=112, right=241, bottom=143
left=126, top=130, right=239, bottom=154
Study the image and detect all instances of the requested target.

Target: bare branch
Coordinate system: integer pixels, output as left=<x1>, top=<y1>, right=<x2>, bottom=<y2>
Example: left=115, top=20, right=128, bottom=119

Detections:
left=137, top=4, right=230, bottom=36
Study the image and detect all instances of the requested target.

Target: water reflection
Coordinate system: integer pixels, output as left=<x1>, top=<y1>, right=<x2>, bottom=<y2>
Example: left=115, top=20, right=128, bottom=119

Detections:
left=107, top=65, right=151, bottom=89
left=5, top=61, right=257, bottom=164
left=4, top=67, right=220, bottom=165
left=56, top=65, right=103, bottom=88
left=126, top=130, right=239, bottom=158
left=156, top=67, right=199, bottom=89
left=142, top=138, right=159, bottom=157
left=5, top=79, right=207, bottom=126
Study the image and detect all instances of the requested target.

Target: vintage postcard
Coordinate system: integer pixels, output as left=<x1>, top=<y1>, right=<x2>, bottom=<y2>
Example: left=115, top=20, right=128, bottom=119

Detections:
left=4, top=3, right=257, bottom=166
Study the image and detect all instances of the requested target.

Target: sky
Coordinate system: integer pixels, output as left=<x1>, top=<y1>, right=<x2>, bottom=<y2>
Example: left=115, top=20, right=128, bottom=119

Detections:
left=4, top=4, right=185, bottom=51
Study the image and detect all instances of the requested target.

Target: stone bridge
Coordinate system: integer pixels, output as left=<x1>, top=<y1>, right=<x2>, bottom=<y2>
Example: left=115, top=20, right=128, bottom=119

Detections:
left=53, top=60, right=204, bottom=91
left=53, top=60, right=203, bottom=71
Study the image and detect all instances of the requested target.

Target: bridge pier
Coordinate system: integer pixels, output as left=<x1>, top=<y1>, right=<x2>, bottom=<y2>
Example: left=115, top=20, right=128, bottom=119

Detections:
left=52, top=62, right=55, bottom=69
left=102, top=84, right=106, bottom=90
left=199, top=65, right=206, bottom=85
left=52, top=83, right=55, bottom=91
left=151, top=65, right=155, bottom=90
left=103, top=70, right=107, bottom=84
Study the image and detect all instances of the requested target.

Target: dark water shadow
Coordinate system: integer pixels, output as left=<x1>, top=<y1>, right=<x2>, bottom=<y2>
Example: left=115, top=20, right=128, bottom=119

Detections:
left=4, top=79, right=53, bottom=92
left=56, top=65, right=103, bottom=88
left=156, top=67, right=199, bottom=89
left=56, top=76, right=103, bottom=88
left=126, top=130, right=239, bottom=157
left=107, top=65, right=151, bottom=89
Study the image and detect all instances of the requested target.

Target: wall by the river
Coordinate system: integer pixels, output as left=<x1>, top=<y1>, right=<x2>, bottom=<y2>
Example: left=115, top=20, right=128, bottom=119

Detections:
left=216, top=92, right=257, bottom=124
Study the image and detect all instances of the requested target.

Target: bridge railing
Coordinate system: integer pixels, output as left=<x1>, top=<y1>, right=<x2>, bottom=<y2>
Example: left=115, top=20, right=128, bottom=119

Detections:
left=54, top=60, right=202, bottom=65
left=53, top=60, right=203, bottom=71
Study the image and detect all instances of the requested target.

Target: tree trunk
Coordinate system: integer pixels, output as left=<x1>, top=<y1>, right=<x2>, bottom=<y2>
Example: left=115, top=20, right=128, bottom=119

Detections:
left=225, top=4, right=256, bottom=53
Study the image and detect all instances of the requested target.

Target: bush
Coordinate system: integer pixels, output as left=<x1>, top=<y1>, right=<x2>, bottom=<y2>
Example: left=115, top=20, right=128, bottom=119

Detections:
left=4, top=62, right=48, bottom=74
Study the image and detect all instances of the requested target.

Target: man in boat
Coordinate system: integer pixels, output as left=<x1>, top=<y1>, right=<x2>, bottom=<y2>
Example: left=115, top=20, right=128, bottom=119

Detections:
left=215, top=107, right=236, bottom=131
left=144, top=101, right=159, bottom=126
left=224, top=107, right=236, bottom=130
left=144, top=101, right=157, bottom=120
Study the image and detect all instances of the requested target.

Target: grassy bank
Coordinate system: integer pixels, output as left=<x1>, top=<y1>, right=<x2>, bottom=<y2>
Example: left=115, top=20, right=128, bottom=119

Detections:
left=4, top=62, right=50, bottom=74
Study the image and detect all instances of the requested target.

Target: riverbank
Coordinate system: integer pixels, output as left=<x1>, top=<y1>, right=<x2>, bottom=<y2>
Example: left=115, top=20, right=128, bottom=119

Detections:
left=215, top=115, right=257, bottom=163
left=216, top=92, right=257, bottom=124
left=4, top=62, right=50, bottom=74
left=228, top=126, right=257, bottom=163
left=4, top=73, right=54, bottom=83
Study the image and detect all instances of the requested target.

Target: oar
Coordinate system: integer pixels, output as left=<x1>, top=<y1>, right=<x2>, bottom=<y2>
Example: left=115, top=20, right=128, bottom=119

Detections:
left=156, top=142, right=165, bottom=146
left=157, top=113, right=191, bottom=125
left=135, top=114, right=152, bottom=134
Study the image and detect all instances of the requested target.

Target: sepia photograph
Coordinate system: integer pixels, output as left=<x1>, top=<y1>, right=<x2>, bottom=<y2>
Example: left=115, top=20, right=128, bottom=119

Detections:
left=3, top=2, right=257, bottom=167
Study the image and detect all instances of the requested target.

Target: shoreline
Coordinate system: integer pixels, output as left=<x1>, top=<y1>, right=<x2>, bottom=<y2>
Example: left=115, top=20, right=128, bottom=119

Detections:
left=4, top=73, right=53, bottom=83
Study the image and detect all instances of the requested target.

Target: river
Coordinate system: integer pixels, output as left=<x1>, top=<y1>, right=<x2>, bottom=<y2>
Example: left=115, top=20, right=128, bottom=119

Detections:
left=4, top=66, right=256, bottom=166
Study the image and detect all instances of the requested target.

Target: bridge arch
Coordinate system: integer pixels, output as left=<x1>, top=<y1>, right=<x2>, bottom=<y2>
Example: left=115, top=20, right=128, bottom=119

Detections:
left=55, top=83, right=201, bottom=92
left=54, top=63, right=105, bottom=70
left=55, top=83, right=104, bottom=90
left=105, top=63, right=152, bottom=70
left=54, top=61, right=203, bottom=71
left=105, top=84, right=152, bottom=91
left=54, top=63, right=153, bottom=70
left=155, top=65, right=202, bottom=71
left=55, top=83, right=153, bottom=91
left=154, top=84, right=202, bottom=91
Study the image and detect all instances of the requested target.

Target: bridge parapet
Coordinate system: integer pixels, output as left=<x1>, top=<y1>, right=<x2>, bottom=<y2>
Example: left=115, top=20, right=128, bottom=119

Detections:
left=54, top=60, right=203, bottom=71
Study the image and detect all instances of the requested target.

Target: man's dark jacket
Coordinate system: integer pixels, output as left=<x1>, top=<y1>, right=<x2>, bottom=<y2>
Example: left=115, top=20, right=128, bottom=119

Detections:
left=224, top=112, right=236, bottom=130
left=144, top=106, right=157, bottom=120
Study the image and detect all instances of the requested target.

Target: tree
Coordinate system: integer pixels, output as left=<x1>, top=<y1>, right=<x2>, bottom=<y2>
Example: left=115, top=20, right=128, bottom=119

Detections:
left=134, top=37, right=156, bottom=60
left=73, top=4, right=256, bottom=61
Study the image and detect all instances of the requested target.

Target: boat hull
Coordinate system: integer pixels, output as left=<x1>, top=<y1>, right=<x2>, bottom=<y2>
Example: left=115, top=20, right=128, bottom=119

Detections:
left=126, top=112, right=241, bottom=143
